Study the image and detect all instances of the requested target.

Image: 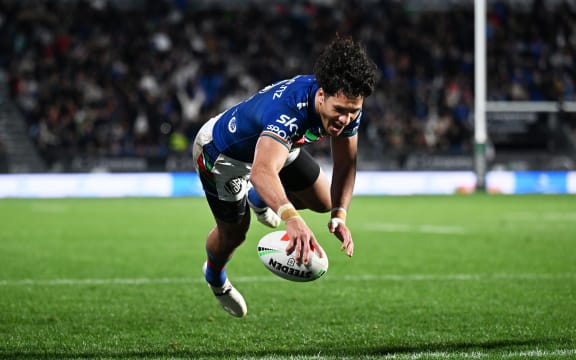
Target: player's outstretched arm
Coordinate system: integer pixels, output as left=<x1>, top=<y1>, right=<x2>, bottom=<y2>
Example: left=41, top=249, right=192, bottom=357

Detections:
left=251, top=136, right=322, bottom=264
left=328, top=135, right=358, bottom=257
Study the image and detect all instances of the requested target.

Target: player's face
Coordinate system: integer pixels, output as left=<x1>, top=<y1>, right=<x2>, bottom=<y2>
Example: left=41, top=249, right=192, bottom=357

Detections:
left=317, top=90, right=363, bottom=137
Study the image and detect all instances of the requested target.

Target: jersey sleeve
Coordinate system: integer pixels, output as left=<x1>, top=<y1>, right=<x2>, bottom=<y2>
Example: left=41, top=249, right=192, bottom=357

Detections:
left=260, top=106, right=305, bottom=150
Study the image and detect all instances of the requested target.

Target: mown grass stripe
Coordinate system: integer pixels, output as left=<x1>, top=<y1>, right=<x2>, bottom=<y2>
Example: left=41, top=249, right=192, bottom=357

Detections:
left=1, top=272, right=574, bottom=287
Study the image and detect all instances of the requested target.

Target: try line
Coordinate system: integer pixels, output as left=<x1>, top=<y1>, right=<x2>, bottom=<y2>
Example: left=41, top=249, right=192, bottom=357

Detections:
left=0, top=272, right=574, bottom=287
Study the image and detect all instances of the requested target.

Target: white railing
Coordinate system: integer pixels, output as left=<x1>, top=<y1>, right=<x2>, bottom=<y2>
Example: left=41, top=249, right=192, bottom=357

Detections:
left=486, top=101, right=576, bottom=113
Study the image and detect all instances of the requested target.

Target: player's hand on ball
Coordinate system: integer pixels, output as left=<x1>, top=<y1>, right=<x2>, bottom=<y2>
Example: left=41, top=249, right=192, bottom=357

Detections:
left=257, top=231, right=329, bottom=282
left=285, top=217, right=324, bottom=265
left=328, top=218, right=354, bottom=257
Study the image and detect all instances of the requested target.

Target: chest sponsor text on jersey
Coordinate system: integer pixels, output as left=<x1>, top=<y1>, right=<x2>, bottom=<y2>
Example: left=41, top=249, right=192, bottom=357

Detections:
left=276, top=114, right=299, bottom=132
left=265, top=124, right=288, bottom=141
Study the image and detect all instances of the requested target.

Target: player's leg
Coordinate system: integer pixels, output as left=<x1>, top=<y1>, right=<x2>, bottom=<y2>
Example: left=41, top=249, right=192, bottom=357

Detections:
left=203, top=194, right=250, bottom=286
left=201, top=194, right=250, bottom=317
left=193, top=123, right=251, bottom=317
left=279, top=149, right=331, bottom=213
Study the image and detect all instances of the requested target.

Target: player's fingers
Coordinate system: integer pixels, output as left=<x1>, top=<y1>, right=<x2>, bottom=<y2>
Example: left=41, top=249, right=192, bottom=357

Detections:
left=339, top=237, right=354, bottom=257
left=338, top=231, right=353, bottom=257
left=293, top=235, right=303, bottom=264
left=285, top=238, right=295, bottom=255
left=311, top=238, right=324, bottom=258
left=301, top=237, right=310, bottom=265
left=346, top=240, right=354, bottom=257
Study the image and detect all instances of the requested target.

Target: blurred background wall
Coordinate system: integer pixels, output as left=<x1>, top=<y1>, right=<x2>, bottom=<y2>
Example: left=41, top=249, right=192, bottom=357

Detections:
left=0, top=0, right=575, bottom=175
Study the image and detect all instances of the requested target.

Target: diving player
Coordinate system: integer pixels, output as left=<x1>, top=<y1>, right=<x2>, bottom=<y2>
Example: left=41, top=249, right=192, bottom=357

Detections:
left=193, top=36, right=378, bottom=317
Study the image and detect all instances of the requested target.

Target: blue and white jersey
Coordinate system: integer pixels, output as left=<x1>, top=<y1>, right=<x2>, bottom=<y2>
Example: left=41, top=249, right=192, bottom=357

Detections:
left=210, top=75, right=362, bottom=163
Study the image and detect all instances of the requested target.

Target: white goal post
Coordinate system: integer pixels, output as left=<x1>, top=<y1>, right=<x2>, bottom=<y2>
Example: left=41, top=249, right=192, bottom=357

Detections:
left=474, top=0, right=576, bottom=192
left=474, top=0, right=487, bottom=191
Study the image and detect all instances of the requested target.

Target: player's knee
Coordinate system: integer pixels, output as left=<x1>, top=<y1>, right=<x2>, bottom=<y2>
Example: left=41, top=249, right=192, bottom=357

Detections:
left=315, top=203, right=331, bottom=213
left=215, top=212, right=250, bottom=246
left=218, top=226, right=248, bottom=249
left=303, top=199, right=331, bottom=213
left=287, top=193, right=330, bottom=213
left=311, top=194, right=331, bottom=213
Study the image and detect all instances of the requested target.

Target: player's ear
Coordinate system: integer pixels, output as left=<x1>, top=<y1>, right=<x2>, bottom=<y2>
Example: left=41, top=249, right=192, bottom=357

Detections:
left=317, top=88, right=325, bottom=105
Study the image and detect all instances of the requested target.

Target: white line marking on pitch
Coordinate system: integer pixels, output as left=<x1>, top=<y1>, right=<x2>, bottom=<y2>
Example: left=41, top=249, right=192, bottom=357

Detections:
left=363, top=223, right=467, bottom=234
left=372, top=349, right=576, bottom=359
left=0, top=273, right=574, bottom=287
left=506, top=212, right=576, bottom=222
left=252, top=349, right=576, bottom=359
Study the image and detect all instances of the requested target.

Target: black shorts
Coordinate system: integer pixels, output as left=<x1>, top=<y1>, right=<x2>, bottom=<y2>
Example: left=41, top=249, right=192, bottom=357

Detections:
left=279, top=148, right=321, bottom=192
left=206, top=149, right=321, bottom=223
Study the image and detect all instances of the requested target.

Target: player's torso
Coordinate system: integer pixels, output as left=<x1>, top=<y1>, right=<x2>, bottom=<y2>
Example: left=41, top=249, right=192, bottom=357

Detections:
left=211, top=75, right=325, bottom=162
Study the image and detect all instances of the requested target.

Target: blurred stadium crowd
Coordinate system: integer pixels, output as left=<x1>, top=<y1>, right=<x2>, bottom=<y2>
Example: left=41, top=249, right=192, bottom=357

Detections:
left=1, top=0, right=575, bottom=169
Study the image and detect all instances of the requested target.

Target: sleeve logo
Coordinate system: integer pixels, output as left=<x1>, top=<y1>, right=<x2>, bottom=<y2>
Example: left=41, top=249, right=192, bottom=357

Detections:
left=228, top=117, right=237, bottom=133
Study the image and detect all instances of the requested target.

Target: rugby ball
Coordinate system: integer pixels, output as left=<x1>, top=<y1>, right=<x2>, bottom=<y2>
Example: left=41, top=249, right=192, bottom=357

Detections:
left=257, top=231, right=328, bottom=282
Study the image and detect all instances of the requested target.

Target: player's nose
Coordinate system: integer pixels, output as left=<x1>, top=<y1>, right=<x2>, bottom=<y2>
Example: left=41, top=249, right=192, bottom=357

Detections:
left=339, top=113, right=352, bottom=124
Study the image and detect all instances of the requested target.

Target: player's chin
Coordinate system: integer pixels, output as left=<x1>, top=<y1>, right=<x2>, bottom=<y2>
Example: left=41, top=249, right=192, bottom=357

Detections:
left=327, top=126, right=343, bottom=136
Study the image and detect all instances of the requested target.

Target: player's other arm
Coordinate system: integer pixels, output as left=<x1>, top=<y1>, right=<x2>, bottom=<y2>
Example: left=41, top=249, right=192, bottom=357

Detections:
left=328, top=134, right=357, bottom=257
left=251, top=136, right=323, bottom=264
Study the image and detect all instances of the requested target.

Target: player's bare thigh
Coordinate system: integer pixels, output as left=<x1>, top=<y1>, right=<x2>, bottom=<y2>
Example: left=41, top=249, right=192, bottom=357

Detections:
left=286, top=167, right=331, bottom=213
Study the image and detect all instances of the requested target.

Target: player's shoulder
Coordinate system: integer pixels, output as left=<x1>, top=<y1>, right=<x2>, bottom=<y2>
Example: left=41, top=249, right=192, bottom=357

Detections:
left=286, top=75, right=317, bottom=94
left=263, top=75, right=317, bottom=115
left=260, top=75, right=316, bottom=99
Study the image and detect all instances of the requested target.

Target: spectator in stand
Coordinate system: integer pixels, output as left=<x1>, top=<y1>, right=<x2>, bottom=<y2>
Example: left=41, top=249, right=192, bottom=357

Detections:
left=1, top=0, right=574, bottom=170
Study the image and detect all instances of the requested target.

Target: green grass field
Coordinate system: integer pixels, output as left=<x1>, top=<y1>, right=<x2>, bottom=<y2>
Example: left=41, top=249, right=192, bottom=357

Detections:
left=1, top=195, right=575, bottom=359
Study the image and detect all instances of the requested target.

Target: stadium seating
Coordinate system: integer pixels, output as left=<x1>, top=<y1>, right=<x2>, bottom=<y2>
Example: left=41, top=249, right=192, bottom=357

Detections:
left=1, top=0, right=574, bottom=172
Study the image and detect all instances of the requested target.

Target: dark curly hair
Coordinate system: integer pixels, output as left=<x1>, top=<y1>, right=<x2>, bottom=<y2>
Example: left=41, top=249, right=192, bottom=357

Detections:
left=314, top=36, right=378, bottom=98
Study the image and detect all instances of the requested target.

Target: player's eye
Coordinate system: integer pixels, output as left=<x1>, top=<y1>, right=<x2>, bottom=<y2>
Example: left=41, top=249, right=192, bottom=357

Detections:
left=334, top=106, right=359, bottom=116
